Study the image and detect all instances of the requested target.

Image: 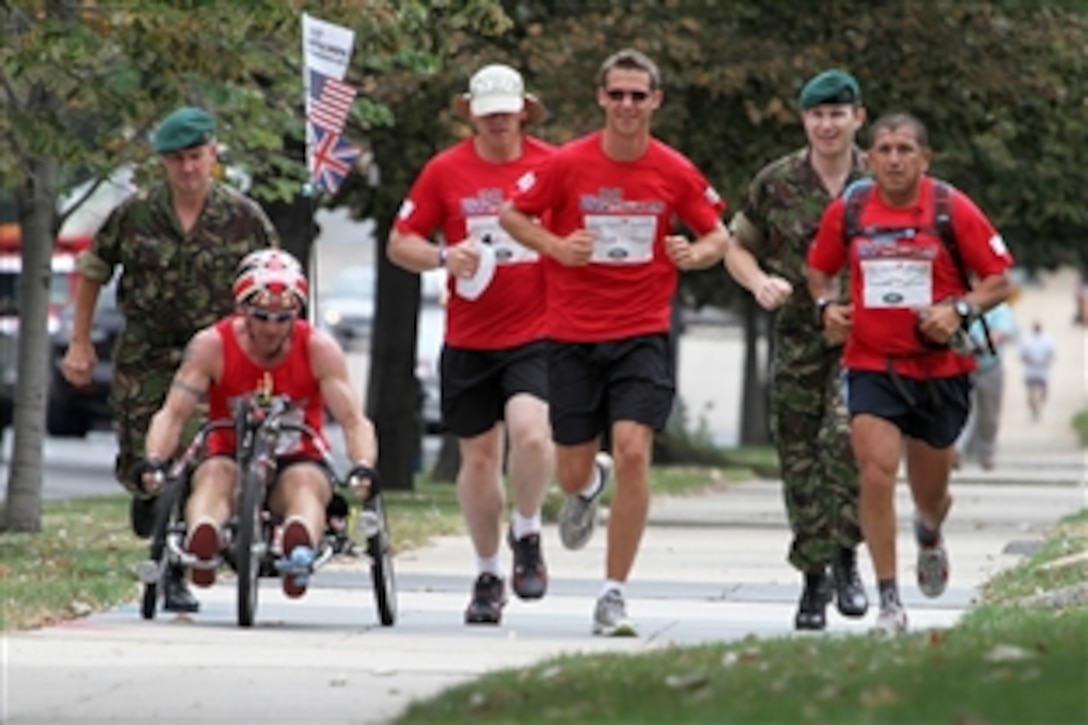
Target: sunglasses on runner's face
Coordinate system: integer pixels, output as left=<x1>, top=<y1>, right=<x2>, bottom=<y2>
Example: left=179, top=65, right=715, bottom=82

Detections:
left=247, top=307, right=295, bottom=323
left=605, top=88, right=651, bottom=103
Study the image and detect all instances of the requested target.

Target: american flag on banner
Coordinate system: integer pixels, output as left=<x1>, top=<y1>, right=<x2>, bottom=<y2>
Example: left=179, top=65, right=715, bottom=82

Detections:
left=308, top=123, right=361, bottom=194
left=308, top=69, right=357, bottom=134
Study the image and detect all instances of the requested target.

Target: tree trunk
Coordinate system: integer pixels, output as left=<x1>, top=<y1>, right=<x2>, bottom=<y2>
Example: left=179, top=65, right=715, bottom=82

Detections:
left=429, top=431, right=459, bottom=483
left=2, top=159, right=58, bottom=532
left=365, top=219, right=421, bottom=492
left=263, top=193, right=317, bottom=279
left=739, top=295, right=771, bottom=446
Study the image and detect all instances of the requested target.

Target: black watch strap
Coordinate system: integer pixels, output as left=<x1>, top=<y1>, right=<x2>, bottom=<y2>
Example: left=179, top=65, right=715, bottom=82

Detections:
left=815, top=298, right=834, bottom=325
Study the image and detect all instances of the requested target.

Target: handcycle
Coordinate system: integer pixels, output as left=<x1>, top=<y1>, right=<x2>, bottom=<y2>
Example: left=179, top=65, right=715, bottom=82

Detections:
left=136, top=388, right=396, bottom=628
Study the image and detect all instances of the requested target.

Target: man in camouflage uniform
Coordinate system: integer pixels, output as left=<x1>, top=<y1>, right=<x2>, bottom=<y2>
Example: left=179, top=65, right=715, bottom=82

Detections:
left=722, top=70, right=869, bottom=630
left=61, top=106, right=278, bottom=612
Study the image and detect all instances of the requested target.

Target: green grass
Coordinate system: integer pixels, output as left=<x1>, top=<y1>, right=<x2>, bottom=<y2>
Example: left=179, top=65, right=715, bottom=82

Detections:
left=0, top=465, right=733, bottom=631
left=1073, top=407, right=1088, bottom=447
left=397, top=508, right=1088, bottom=724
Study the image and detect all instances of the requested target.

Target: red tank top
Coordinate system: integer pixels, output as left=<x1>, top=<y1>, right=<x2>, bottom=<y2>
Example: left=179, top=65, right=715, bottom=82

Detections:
left=205, top=317, right=328, bottom=458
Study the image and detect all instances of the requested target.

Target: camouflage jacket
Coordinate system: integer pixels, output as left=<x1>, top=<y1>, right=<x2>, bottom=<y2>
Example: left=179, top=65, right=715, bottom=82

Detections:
left=77, top=180, right=279, bottom=345
left=730, top=147, right=866, bottom=340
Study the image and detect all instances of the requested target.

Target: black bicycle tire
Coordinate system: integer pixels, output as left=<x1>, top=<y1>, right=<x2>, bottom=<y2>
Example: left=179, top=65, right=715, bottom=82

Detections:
left=366, top=494, right=396, bottom=626
left=235, top=464, right=265, bottom=628
left=140, top=479, right=185, bottom=620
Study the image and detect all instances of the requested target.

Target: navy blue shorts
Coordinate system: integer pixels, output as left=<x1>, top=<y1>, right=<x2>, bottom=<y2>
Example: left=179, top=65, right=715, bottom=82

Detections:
left=845, top=370, right=972, bottom=449
left=547, top=334, right=675, bottom=446
left=440, top=340, right=549, bottom=439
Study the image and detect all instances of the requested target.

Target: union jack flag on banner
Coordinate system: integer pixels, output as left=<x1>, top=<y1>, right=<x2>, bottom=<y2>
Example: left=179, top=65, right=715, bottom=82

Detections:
left=307, top=69, right=357, bottom=134
left=308, top=123, right=361, bottom=195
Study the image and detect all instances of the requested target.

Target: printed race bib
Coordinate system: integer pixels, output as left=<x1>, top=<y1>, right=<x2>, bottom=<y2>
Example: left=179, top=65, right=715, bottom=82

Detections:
left=584, top=214, right=657, bottom=265
left=465, top=215, right=538, bottom=265
left=860, top=259, right=932, bottom=308
left=273, top=406, right=306, bottom=456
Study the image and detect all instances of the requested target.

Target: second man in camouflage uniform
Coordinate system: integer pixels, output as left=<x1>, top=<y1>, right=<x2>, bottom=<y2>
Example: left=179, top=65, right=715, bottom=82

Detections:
left=722, top=69, right=869, bottom=630
left=62, top=106, right=279, bottom=613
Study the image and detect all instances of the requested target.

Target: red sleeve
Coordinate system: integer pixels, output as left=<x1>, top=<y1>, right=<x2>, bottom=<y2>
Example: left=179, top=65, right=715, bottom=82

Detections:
left=807, top=198, right=848, bottom=274
left=507, top=153, right=559, bottom=219
left=949, top=190, right=1014, bottom=277
left=676, top=161, right=726, bottom=237
left=394, top=157, right=445, bottom=237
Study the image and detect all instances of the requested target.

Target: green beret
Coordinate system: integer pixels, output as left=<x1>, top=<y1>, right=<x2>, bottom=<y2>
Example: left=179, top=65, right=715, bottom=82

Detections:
left=152, top=106, right=216, bottom=154
left=799, top=69, right=861, bottom=110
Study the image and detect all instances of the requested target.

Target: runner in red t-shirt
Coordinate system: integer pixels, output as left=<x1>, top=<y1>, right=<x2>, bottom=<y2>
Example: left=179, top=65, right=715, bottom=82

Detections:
left=141, top=250, right=377, bottom=600
left=389, top=64, right=556, bottom=625
left=807, top=113, right=1014, bottom=634
left=499, top=49, right=728, bottom=637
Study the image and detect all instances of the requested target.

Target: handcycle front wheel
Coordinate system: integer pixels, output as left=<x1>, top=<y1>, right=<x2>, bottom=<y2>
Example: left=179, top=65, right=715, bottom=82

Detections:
left=235, top=464, right=266, bottom=628
left=364, top=493, right=396, bottom=626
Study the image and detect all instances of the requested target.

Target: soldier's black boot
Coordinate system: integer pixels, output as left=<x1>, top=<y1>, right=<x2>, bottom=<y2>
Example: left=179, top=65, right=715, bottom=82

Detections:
left=794, top=569, right=828, bottom=630
left=832, top=546, right=869, bottom=617
left=163, top=563, right=200, bottom=613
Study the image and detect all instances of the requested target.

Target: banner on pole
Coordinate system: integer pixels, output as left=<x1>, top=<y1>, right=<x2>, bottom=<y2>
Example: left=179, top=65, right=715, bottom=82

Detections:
left=302, top=13, right=359, bottom=195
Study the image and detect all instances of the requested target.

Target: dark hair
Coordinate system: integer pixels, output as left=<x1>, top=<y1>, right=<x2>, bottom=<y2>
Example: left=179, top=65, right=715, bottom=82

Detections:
left=597, top=48, right=660, bottom=90
left=867, top=112, right=930, bottom=149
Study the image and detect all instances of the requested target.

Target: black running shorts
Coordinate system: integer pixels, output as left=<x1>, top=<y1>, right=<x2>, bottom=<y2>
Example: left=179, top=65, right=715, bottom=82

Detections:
left=547, top=334, right=675, bottom=446
left=440, top=340, right=549, bottom=439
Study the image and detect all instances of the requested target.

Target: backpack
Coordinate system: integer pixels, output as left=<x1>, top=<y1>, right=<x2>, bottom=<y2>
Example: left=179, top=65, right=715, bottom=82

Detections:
left=840, top=178, right=994, bottom=355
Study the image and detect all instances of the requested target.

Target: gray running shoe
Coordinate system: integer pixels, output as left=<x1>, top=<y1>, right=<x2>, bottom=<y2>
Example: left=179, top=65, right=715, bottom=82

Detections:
left=914, top=514, right=950, bottom=598
left=592, top=589, right=637, bottom=637
left=870, top=601, right=908, bottom=635
left=558, top=452, right=613, bottom=551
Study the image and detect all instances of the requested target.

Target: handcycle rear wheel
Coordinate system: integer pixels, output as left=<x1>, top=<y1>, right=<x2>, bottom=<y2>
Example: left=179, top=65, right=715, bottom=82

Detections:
left=365, top=493, right=396, bottom=626
left=235, top=464, right=266, bottom=628
left=140, top=479, right=185, bottom=620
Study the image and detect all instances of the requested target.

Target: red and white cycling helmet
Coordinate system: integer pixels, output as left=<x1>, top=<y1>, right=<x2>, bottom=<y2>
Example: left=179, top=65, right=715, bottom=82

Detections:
left=232, top=249, right=309, bottom=307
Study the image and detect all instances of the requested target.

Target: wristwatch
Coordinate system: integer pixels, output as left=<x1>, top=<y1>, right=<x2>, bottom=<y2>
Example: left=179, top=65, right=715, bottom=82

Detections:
left=814, top=297, right=835, bottom=326
left=952, top=298, right=978, bottom=327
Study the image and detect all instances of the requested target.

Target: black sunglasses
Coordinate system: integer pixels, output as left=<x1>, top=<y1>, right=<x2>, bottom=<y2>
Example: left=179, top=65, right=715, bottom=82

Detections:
left=247, top=307, right=295, bottom=323
left=605, top=88, right=651, bottom=103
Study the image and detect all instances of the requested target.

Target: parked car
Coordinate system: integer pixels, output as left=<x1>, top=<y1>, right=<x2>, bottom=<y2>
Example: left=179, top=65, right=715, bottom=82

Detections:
left=46, top=277, right=122, bottom=437
left=417, top=300, right=445, bottom=434
left=0, top=256, right=82, bottom=432
left=318, top=265, right=375, bottom=349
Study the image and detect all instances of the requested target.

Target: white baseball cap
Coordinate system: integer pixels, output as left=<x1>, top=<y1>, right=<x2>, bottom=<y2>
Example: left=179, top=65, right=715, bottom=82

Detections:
left=451, top=64, right=546, bottom=125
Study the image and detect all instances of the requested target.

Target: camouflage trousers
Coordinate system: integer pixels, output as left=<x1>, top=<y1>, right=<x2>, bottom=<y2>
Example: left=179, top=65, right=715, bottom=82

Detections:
left=769, top=351, right=861, bottom=573
left=110, top=335, right=199, bottom=496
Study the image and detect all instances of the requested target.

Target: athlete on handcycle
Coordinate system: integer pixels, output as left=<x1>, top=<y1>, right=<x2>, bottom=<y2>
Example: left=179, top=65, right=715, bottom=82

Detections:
left=140, top=249, right=377, bottom=600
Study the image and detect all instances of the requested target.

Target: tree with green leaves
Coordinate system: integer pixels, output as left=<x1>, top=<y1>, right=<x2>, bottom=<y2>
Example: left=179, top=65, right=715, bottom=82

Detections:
left=0, top=0, right=508, bottom=531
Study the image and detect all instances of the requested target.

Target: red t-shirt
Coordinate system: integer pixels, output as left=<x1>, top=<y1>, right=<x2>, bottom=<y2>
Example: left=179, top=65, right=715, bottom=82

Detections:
left=807, top=176, right=1014, bottom=378
left=206, top=317, right=328, bottom=457
left=507, top=132, right=725, bottom=342
left=394, top=136, right=555, bottom=350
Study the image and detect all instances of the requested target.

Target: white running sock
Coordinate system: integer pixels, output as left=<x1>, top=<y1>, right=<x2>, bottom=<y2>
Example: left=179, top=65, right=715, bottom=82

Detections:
left=577, top=464, right=602, bottom=499
left=477, top=554, right=503, bottom=578
left=600, top=580, right=624, bottom=598
left=512, top=512, right=541, bottom=540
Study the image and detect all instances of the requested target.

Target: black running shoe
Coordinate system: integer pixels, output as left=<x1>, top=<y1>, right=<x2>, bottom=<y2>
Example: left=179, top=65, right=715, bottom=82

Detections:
left=508, top=526, right=547, bottom=600
left=464, top=573, right=506, bottom=625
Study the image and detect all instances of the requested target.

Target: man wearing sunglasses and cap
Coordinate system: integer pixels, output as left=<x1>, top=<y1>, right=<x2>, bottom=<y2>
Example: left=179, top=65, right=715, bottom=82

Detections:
left=140, top=249, right=377, bottom=600
left=62, top=105, right=278, bottom=613
left=721, top=68, right=870, bottom=631
left=389, top=63, right=555, bottom=626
